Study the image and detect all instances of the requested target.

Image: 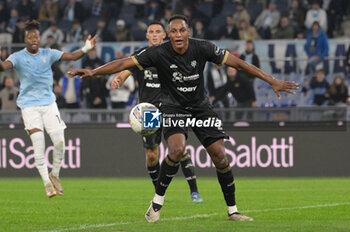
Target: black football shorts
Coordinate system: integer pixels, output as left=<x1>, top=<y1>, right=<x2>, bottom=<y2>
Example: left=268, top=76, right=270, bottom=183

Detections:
left=142, top=127, right=162, bottom=148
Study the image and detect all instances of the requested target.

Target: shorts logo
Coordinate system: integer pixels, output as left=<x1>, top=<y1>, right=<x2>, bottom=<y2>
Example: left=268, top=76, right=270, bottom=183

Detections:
left=143, top=109, right=161, bottom=129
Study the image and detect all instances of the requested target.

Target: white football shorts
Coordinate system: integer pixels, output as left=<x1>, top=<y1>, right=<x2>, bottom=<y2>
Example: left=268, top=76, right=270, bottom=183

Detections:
left=21, top=102, right=66, bottom=134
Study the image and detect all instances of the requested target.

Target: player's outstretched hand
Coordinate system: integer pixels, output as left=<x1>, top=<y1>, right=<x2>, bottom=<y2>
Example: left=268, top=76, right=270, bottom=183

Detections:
left=111, top=76, right=122, bottom=89
left=86, top=34, right=97, bottom=48
left=270, top=79, right=299, bottom=99
left=67, top=69, right=93, bottom=79
left=81, top=35, right=97, bottom=53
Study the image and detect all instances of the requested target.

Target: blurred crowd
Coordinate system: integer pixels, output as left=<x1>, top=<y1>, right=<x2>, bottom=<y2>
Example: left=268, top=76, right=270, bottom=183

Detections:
left=1, top=0, right=350, bottom=112
left=1, top=0, right=350, bottom=44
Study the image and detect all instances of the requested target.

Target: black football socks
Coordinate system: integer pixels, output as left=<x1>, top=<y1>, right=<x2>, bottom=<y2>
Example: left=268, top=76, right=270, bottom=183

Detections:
left=147, top=162, right=160, bottom=188
left=180, top=152, right=198, bottom=193
left=155, top=156, right=180, bottom=196
left=216, top=165, right=236, bottom=207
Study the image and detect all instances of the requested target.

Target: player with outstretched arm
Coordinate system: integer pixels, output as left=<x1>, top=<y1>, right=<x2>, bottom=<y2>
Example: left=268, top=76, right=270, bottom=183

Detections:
left=111, top=21, right=203, bottom=202
left=0, top=20, right=97, bottom=198
left=69, top=15, right=298, bottom=222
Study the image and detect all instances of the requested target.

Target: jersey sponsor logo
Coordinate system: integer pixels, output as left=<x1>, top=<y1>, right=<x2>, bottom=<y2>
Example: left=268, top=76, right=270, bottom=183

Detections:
left=172, top=72, right=199, bottom=82
left=145, top=82, right=160, bottom=88
left=177, top=86, right=197, bottom=92
left=170, top=64, right=178, bottom=69
left=144, top=70, right=158, bottom=80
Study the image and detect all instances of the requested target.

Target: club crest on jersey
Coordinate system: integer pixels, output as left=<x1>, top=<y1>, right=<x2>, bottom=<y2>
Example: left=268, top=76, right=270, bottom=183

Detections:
left=191, top=60, right=197, bottom=68
left=144, top=70, right=153, bottom=80
left=144, top=70, right=158, bottom=80
left=40, top=57, right=47, bottom=63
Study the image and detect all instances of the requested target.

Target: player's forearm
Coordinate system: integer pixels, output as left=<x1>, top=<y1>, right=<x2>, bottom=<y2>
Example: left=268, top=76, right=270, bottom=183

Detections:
left=227, top=54, right=275, bottom=85
left=92, top=58, right=134, bottom=76
left=0, top=60, right=11, bottom=71
left=237, top=60, right=275, bottom=85
left=117, top=70, right=131, bottom=86
left=67, top=49, right=85, bottom=60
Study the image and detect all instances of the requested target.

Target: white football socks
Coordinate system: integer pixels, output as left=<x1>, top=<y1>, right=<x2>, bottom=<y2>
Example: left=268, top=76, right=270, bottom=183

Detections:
left=228, top=205, right=238, bottom=215
left=153, top=193, right=165, bottom=205
left=49, top=130, right=65, bottom=177
left=30, top=131, right=50, bottom=185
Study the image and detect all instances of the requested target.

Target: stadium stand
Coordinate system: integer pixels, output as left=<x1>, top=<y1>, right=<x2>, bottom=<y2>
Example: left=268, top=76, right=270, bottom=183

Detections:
left=0, top=0, right=350, bottom=123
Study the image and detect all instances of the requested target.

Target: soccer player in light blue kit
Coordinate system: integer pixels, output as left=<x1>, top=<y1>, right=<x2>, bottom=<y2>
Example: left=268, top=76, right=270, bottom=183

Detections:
left=0, top=20, right=97, bottom=197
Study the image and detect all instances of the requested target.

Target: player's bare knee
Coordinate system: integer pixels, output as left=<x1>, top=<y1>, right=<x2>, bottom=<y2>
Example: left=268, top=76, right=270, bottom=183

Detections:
left=147, top=156, right=158, bottom=166
left=169, top=146, right=185, bottom=162
left=211, top=152, right=228, bottom=167
left=146, top=148, right=159, bottom=164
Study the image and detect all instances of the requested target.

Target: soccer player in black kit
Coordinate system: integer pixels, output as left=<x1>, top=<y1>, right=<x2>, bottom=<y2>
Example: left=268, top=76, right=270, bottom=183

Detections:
left=111, top=21, right=203, bottom=203
left=69, top=15, right=299, bottom=222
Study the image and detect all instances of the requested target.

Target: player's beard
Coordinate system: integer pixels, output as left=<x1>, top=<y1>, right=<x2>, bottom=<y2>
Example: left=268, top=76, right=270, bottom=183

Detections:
left=28, top=44, right=39, bottom=53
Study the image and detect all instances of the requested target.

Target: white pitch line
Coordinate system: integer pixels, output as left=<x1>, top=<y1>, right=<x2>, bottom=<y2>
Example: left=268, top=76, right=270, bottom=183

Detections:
left=38, top=202, right=350, bottom=232
left=243, top=202, right=350, bottom=213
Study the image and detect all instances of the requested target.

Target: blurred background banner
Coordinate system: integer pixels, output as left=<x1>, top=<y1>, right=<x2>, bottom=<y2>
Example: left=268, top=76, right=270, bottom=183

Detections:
left=1, top=123, right=349, bottom=177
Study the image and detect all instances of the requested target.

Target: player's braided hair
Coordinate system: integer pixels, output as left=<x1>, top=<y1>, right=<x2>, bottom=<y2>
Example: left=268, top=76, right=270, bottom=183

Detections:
left=24, top=20, right=40, bottom=32
left=168, top=14, right=189, bottom=27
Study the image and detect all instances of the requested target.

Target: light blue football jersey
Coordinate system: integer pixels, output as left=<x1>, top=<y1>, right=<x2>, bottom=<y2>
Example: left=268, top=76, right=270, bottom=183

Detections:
left=6, top=48, right=63, bottom=108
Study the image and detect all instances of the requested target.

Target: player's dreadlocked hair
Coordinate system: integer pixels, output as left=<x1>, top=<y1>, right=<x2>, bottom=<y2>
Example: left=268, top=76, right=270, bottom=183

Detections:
left=24, top=20, right=40, bottom=32
left=168, top=14, right=189, bottom=27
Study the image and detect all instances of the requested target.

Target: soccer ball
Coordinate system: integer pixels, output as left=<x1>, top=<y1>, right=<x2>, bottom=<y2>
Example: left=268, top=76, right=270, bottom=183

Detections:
left=129, top=103, right=161, bottom=136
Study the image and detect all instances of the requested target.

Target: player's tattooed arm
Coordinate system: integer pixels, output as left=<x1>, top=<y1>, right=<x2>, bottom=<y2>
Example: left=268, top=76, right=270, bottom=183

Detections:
left=225, top=52, right=299, bottom=99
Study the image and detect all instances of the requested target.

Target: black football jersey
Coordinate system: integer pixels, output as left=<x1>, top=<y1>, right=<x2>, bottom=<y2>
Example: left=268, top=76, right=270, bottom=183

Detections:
left=130, top=47, right=161, bottom=105
left=132, top=38, right=228, bottom=107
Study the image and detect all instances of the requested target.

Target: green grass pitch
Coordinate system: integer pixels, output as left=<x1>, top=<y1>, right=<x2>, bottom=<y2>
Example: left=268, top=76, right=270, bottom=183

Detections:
left=1, top=177, right=350, bottom=232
